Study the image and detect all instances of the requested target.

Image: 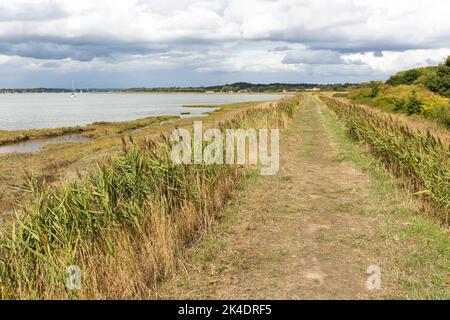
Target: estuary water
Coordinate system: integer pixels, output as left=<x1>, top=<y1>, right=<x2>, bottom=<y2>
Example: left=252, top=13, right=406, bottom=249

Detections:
left=0, top=134, right=91, bottom=154
left=0, top=93, right=286, bottom=130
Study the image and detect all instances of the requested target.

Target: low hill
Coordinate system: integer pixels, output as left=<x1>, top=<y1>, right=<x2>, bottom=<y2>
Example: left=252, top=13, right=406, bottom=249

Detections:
left=345, top=57, right=450, bottom=128
left=386, top=56, right=450, bottom=97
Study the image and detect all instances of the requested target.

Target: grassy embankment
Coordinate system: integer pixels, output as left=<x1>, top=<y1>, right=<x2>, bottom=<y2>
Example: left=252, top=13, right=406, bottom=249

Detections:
left=344, top=84, right=450, bottom=129
left=0, top=95, right=301, bottom=299
left=320, top=95, right=449, bottom=223
left=157, top=94, right=449, bottom=299
left=342, top=57, right=450, bottom=128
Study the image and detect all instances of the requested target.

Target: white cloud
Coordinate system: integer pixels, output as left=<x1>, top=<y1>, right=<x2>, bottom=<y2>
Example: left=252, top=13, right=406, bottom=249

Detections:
left=0, top=0, right=449, bottom=86
left=345, top=48, right=450, bottom=75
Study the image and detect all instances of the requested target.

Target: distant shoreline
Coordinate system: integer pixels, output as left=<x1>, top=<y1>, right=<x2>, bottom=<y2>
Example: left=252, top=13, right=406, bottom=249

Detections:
left=0, top=82, right=353, bottom=94
left=0, top=91, right=297, bottom=95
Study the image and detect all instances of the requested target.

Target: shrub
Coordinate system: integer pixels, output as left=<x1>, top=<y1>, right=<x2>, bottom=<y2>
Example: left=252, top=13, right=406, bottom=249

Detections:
left=421, top=56, right=450, bottom=98
left=428, top=105, right=450, bottom=128
left=393, top=98, right=406, bottom=112
left=350, top=84, right=449, bottom=121
left=392, top=91, right=423, bottom=115
left=369, top=81, right=382, bottom=98
left=332, top=93, right=349, bottom=98
left=387, top=69, right=421, bottom=86
left=405, top=90, right=423, bottom=115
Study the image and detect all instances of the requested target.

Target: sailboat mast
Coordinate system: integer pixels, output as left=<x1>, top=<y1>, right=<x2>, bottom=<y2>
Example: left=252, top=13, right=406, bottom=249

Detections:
left=70, top=80, right=76, bottom=97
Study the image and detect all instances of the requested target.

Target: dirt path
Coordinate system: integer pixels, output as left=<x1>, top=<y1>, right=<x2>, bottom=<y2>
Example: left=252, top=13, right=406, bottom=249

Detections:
left=158, top=94, right=449, bottom=299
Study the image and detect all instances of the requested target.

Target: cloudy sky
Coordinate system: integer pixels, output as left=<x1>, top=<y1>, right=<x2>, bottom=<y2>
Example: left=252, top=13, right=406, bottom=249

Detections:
left=1, top=0, right=450, bottom=88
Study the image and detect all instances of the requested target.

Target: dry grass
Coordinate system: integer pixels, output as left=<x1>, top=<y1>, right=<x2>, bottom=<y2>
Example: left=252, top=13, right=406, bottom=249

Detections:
left=0, top=101, right=270, bottom=223
left=0, top=127, right=85, bottom=146
left=0, top=95, right=302, bottom=299
left=0, top=115, right=178, bottom=145
left=320, top=95, right=450, bottom=223
left=158, top=94, right=450, bottom=300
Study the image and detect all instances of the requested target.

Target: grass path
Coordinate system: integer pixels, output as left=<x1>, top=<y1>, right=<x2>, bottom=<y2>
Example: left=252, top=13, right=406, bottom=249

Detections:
left=158, top=94, right=450, bottom=299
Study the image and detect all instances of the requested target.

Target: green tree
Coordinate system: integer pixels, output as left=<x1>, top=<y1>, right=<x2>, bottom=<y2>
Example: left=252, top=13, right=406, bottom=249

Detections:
left=403, top=69, right=421, bottom=84
left=420, top=57, right=450, bottom=97
left=386, top=69, right=421, bottom=86
left=369, top=81, right=381, bottom=97
left=406, top=90, right=423, bottom=115
left=393, top=98, right=406, bottom=112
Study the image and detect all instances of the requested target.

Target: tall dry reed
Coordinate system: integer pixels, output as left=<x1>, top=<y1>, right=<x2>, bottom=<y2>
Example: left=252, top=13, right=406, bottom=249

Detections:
left=0, top=95, right=303, bottom=299
left=321, top=96, right=449, bottom=223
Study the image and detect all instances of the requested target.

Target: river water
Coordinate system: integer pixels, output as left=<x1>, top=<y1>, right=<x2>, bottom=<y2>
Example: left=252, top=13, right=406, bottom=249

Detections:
left=0, top=134, right=91, bottom=154
left=0, top=93, right=286, bottom=130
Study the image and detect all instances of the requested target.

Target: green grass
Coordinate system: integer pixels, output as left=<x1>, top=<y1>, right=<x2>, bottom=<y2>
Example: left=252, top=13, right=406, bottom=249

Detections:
left=319, top=96, right=450, bottom=299
left=347, top=83, right=450, bottom=129
left=0, top=115, right=178, bottom=146
left=0, top=126, right=85, bottom=146
left=321, top=96, right=450, bottom=221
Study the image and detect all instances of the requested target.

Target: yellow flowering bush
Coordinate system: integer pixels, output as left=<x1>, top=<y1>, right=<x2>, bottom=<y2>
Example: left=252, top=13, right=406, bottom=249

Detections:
left=350, top=84, right=449, bottom=114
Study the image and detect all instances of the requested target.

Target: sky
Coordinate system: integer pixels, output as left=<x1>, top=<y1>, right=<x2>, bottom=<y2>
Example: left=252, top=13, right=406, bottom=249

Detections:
left=0, top=0, right=450, bottom=88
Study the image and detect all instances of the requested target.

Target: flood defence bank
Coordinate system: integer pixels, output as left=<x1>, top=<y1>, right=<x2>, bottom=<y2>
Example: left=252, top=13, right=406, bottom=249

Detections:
left=0, top=95, right=301, bottom=299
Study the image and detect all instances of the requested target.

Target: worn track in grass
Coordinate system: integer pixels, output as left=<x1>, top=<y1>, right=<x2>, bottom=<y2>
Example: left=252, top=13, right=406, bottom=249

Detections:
left=158, top=94, right=450, bottom=299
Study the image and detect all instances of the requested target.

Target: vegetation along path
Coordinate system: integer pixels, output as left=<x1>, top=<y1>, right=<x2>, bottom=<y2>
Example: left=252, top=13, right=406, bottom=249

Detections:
left=159, top=94, right=450, bottom=299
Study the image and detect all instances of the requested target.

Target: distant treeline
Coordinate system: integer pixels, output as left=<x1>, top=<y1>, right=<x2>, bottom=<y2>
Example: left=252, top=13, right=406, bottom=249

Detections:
left=123, top=82, right=356, bottom=92
left=0, top=82, right=357, bottom=93
left=0, top=88, right=115, bottom=93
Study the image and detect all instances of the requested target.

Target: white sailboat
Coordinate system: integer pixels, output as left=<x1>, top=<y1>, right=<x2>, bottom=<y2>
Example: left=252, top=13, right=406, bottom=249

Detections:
left=70, top=80, right=76, bottom=98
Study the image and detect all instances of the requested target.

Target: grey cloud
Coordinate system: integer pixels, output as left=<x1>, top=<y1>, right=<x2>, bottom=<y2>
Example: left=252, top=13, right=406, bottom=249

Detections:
left=0, top=35, right=170, bottom=61
left=0, top=0, right=448, bottom=87
left=264, top=18, right=450, bottom=54
left=271, top=34, right=445, bottom=54
left=425, top=58, right=443, bottom=66
left=373, top=51, right=383, bottom=57
left=0, top=42, right=99, bottom=61
left=269, top=45, right=292, bottom=52
left=0, top=1, right=448, bottom=63
left=282, top=49, right=346, bottom=65
left=40, top=61, right=61, bottom=68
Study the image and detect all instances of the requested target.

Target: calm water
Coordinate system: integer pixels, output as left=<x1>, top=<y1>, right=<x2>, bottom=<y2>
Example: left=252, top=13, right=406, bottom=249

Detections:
left=0, top=134, right=91, bottom=154
left=0, top=93, right=286, bottom=130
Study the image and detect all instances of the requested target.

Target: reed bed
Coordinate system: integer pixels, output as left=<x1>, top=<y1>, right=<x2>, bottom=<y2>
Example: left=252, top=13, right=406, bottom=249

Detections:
left=321, top=96, right=449, bottom=223
left=0, top=95, right=302, bottom=299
